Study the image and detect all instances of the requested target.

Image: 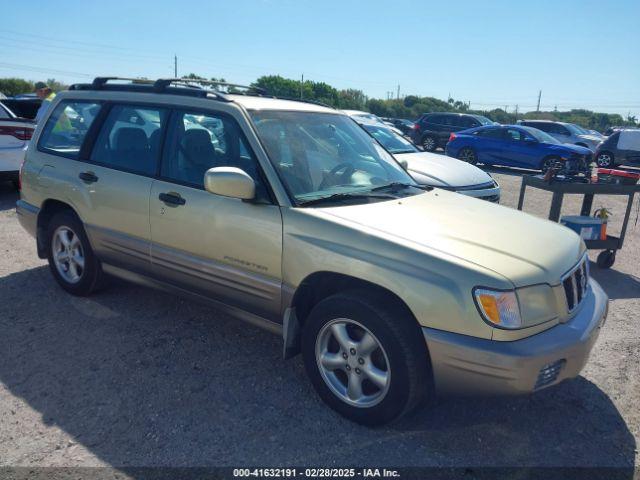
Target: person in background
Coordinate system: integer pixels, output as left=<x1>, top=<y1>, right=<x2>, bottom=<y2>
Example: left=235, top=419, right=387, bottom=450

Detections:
left=34, top=81, right=56, bottom=123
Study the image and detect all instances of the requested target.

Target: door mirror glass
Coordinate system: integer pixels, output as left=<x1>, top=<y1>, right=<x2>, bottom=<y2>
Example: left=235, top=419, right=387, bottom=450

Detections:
left=204, top=167, right=255, bottom=200
left=524, top=136, right=537, bottom=144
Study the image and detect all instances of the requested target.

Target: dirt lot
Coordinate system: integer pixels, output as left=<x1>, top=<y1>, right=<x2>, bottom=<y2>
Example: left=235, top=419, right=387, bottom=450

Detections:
left=0, top=169, right=638, bottom=472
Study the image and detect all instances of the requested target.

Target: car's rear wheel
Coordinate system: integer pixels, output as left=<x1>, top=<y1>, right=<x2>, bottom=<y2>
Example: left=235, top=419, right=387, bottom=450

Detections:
left=47, top=211, right=103, bottom=296
left=302, top=290, right=431, bottom=425
left=421, top=136, right=437, bottom=152
left=596, top=151, right=614, bottom=168
left=457, top=147, right=477, bottom=165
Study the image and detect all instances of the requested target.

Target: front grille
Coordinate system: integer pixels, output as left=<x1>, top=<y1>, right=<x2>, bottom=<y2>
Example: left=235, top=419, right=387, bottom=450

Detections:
left=535, top=359, right=566, bottom=389
left=562, top=256, right=589, bottom=312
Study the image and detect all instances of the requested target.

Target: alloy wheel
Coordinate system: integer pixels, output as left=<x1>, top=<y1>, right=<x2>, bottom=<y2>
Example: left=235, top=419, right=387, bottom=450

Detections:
left=597, top=153, right=612, bottom=167
left=459, top=148, right=476, bottom=164
left=52, top=226, right=85, bottom=284
left=422, top=137, right=436, bottom=151
left=315, top=318, right=391, bottom=408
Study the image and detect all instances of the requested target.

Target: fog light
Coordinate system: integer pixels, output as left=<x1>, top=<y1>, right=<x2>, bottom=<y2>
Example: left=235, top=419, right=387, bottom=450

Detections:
left=535, top=359, right=566, bottom=389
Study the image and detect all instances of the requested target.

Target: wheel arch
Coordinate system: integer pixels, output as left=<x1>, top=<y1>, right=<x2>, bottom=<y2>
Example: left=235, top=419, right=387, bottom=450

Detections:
left=283, top=271, right=421, bottom=359
left=36, top=199, right=80, bottom=258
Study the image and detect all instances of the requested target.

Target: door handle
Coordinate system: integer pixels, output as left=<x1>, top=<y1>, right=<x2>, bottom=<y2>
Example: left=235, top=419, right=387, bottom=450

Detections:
left=159, top=192, right=186, bottom=206
left=79, top=171, right=98, bottom=183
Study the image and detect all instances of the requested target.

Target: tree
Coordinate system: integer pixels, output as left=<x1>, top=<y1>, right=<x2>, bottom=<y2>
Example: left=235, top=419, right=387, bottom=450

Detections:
left=0, top=78, right=35, bottom=96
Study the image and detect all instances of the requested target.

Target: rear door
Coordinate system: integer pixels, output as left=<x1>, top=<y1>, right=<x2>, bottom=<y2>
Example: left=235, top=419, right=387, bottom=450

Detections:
left=148, top=108, right=283, bottom=320
left=472, top=127, right=506, bottom=164
left=79, top=103, right=168, bottom=273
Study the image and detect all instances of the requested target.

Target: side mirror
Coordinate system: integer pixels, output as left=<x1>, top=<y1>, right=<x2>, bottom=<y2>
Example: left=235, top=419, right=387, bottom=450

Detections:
left=204, top=167, right=255, bottom=200
left=524, top=137, right=538, bottom=144
left=398, top=159, right=409, bottom=170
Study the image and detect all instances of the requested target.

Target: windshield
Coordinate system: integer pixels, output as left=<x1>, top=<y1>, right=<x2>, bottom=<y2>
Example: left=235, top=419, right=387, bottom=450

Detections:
left=474, top=115, right=493, bottom=126
left=520, top=126, right=561, bottom=144
left=566, top=123, right=588, bottom=135
left=362, top=124, right=418, bottom=154
left=250, top=110, right=417, bottom=204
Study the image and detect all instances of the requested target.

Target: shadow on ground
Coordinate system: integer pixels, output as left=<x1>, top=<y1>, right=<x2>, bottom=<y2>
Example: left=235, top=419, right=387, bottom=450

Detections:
left=0, top=266, right=635, bottom=474
left=590, top=261, right=640, bottom=300
left=0, top=182, right=18, bottom=212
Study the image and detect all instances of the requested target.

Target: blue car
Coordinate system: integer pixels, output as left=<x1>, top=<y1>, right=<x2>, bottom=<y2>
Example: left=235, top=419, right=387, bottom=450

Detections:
left=445, top=124, right=593, bottom=172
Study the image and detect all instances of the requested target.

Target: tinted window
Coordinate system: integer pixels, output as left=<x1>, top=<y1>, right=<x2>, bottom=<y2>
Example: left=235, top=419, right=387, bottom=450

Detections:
left=0, top=103, right=11, bottom=119
left=425, top=114, right=443, bottom=125
left=505, top=128, right=524, bottom=141
left=38, top=100, right=101, bottom=159
left=460, top=116, right=479, bottom=128
left=528, top=122, right=551, bottom=133
left=91, top=104, right=167, bottom=176
left=476, top=127, right=503, bottom=139
left=161, top=110, right=267, bottom=195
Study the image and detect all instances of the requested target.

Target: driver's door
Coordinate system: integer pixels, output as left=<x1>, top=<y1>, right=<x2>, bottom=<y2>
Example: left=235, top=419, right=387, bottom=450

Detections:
left=149, top=109, right=283, bottom=321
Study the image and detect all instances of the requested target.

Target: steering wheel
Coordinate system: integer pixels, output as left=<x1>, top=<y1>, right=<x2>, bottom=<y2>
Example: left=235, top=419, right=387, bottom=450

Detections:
left=319, top=162, right=356, bottom=190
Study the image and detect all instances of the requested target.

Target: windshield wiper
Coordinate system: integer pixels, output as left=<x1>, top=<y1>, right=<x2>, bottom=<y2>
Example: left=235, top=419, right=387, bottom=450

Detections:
left=298, top=192, right=397, bottom=207
left=370, top=182, right=433, bottom=192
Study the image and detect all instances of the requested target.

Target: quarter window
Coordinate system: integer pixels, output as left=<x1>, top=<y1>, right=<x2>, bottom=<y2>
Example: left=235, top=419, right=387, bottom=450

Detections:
left=38, top=101, right=101, bottom=159
left=90, top=104, right=168, bottom=176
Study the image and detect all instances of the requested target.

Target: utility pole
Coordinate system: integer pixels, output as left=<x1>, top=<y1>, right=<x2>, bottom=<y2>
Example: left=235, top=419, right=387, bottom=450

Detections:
left=300, top=74, right=304, bottom=99
left=515, top=104, right=519, bottom=121
left=397, top=84, right=400, bottom=100
left=536, top=90, right=542, bottom=112
left=174, top=55, right=178, bottom=77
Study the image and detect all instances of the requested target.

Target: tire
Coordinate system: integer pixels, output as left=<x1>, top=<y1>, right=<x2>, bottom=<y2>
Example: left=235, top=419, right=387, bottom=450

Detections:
left=421, top=135, right=437, bottom=152
left=540, top=156, right=559, bottom=174
left=596, top=250, right=615, bottom=269
left=302, top=290, right=431, bottom=426
left=46, top=210, right=103, bottom=296
left=457, top=147, right=477, bottom=165
left=596, top=151, right=615, bottom=168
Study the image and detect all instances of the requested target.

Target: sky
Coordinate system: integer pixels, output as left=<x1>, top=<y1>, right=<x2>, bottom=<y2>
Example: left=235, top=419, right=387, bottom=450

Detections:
left=1, top=0, right=638, bottom=117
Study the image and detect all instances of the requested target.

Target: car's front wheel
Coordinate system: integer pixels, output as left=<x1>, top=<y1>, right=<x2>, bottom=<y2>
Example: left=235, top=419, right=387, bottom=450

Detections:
left=302, top=291, right=431, bottom=425
left=47, top=211, right=103, bottom=296
left=596, top=151, right=614, bottom=168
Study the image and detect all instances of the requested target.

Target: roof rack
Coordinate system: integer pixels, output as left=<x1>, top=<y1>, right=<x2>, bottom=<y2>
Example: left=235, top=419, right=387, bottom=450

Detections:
left=68, top=77, right=336, bottom=110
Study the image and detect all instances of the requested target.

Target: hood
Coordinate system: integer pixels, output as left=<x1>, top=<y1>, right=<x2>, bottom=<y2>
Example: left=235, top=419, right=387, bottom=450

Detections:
left=550, top=143, right=593, bottom=155
left=314, top=189, right=584, bottom=287
left=578, top=134, right=602, bottom=144
left=396, top=151, right=493, bottom=188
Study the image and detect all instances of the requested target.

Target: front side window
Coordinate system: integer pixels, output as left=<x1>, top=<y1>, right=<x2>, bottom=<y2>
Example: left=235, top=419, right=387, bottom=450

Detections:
left=91, top=104, right=168, bottom=176
left=38, top=100, right=101, bottom=159
left=505, top=128, right=524, bottom=141
left=250, top=110, right=415, bottom=204
left=161, top=110, right=267, bottom=196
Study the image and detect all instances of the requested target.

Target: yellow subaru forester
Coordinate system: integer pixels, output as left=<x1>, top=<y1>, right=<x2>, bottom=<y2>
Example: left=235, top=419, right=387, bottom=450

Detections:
left=17, top=78, right=608, bottom=425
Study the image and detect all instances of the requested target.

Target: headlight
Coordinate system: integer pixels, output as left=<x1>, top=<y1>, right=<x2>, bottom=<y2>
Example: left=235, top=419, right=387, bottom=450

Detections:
left=474, top=285, right=557, bottom=329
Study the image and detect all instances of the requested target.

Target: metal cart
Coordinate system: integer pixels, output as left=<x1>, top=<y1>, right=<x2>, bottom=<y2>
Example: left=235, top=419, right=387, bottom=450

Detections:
left=517, top=175, right=640, bottom=268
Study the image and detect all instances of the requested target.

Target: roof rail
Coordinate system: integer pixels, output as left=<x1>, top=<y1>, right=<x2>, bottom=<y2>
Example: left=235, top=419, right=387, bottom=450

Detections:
left=153, top=78, right=268, bottom=95
left=91, top=77, right=154, bottom=89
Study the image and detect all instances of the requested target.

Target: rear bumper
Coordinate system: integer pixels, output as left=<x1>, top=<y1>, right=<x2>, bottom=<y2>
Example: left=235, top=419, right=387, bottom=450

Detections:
left=423, top=279, right=608, bottom=395
left=16, top=199, right=39, bottom=238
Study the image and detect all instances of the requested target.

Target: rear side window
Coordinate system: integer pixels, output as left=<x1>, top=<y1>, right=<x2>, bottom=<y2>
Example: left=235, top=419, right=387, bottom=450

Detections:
left=38, top=100, right=101, bottom=159
left=90, top=104, right=168, bottom=176
left=476, top=127, right=503, bottom=139
left=460, top=116, right=478, bottom=128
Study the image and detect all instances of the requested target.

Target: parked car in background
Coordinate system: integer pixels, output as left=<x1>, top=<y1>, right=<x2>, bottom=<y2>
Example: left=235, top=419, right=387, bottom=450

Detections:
left=518, top=120, right=601, bottom=151
left=0, top=101, right=35, bottom=189
left=2, top=96, right=42, bottom=120
left=342, top=110, right=404, bottom=136
left=446, top=124, right=593, bottom=173
left=411, top=112, right=494, bottom=152
left=587, top=129, right=605, bottom=140
left=360, top=122, right=500, bottom=202
left=594, top=129, right=640, bottom=167
left=381, top=117, right=416, bottom=136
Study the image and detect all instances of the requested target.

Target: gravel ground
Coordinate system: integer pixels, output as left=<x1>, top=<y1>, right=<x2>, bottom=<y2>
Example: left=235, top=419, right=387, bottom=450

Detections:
left=0, top=169, right=638, bottom=473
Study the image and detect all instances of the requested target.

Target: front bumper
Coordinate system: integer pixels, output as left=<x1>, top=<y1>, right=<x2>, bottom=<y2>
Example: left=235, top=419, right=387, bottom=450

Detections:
left=423, top=279, right=608, bottom=395
left=16, top=199, right=39, bottom=238
left=457, top=185, right=501, bottom=203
